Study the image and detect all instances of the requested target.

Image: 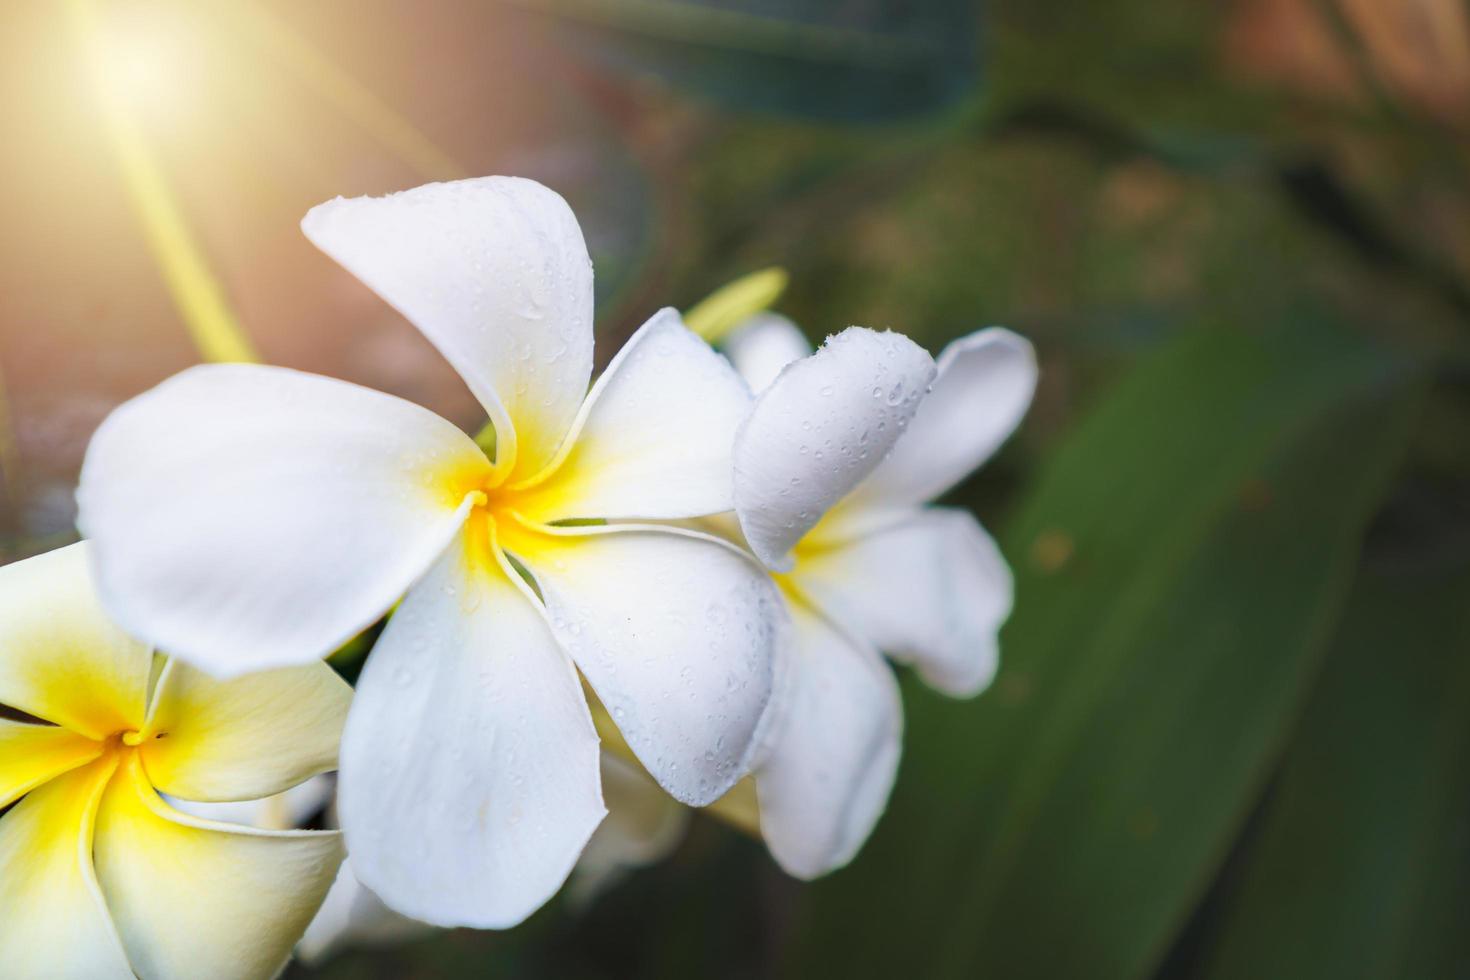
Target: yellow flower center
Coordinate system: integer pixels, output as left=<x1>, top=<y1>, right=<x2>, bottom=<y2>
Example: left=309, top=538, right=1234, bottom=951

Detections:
left=435, top=441, right=586, bottom=580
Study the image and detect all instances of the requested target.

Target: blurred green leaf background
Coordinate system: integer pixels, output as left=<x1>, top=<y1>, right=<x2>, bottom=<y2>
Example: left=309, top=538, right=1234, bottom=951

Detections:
left=4, top=0, right=1470, bottom=976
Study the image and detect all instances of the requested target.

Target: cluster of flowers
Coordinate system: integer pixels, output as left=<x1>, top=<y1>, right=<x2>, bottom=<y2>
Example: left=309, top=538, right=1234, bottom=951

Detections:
left=0, top=177, right=1035, bottom=978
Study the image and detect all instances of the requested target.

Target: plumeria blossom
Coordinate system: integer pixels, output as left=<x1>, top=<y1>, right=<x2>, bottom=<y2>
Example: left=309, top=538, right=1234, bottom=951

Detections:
left=721, top=315, right=1036, bottom=878
left=76, top=176, right=784, bottom=928
left=0, top=543, right=348, bottom=980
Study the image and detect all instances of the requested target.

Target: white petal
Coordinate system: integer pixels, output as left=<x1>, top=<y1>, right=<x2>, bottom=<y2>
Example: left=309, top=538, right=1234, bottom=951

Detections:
left=511, top=523, right=784, bottom=806
left=723, top=312, right=812, bottom=392
left=755, top=604, right=901, bottom=879
left=0, top=759, right=134, bottom=980
left=140, top=659, right=351, bottom=803
left=569, top=753, right=689, bottom=906
left=733, top=327, right=936, bottom=570
left=514, top=309, right=752, bottom=521
left=302, top=177, right=594, bottom=480
left=93, top=754, right=344, bottom=980
left=337, top=526, right=604, bottom=929
left=796, top=508, right=1012, bottom=696
left=297, top=858, right=433, bottom=965
left=850, top=327, right=1036, bottom=511
left=0, top=542, right=151, bottom=739
left=77, top=364, right=491, bottom=677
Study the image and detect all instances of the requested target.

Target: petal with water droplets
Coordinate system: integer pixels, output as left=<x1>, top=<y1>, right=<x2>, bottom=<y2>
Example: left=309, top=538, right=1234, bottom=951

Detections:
left=78, top=364, right=491, bottom=677
left=515, top=309, right=751, bottom=521
left=302, top=177, right=594, bottom=481
left=723, top=312, right=812, bottom=393
left=337, top=525, right=604, bottom=929
left=510, top=524, right=784, bottom=807
left=848, top=327, right=1036, bottom=512
left=733, top=327, right=936, bottom=571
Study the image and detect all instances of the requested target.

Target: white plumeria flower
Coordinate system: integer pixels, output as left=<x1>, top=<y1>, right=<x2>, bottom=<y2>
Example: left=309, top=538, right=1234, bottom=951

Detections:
left=0, top=543, right=348, bottom=980
left=76, top=177, right=785, bottom=928
left=724, top=315, right=1036, bottom=878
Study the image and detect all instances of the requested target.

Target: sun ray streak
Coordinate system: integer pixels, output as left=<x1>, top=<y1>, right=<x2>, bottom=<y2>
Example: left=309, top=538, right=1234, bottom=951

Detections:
left=65, top=0, right=259, bottom=365
left=213, top=2, right=464, bottom=182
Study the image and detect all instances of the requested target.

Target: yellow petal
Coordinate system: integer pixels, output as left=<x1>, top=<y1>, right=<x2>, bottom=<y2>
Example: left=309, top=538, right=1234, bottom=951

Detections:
left=140, top=658, right=352, bottom=803
left=94, top=753, right=344, bottom=980
left=0, top=756, right=135, bottom=979
left=0, top=543, right=151, bottom=738
left=0, top=718, right=103, bottom=808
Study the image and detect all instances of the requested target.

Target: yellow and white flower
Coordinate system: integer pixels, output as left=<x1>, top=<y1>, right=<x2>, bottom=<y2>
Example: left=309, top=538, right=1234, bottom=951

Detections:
left=725, top=317, right=1036, bottom=877
left=76, top=176, right=784, bottom=928
left=0, top=543, right=348, bottom=980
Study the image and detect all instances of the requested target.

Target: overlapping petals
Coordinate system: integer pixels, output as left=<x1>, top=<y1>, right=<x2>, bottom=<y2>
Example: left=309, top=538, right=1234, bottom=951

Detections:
left=733, top=326, right=936, bottom=570
left=798, top=507, right=1013, bottom=696
left=0, top=759, right=134, bottom=979
left=0, top=543, right=150, bottom=737
left=754, top=605, right=901, bottom=878
left=337, top=525, right=604, bottom=929
left=78, top=176, right=782, bottom=930
left=302, top=176, right=595, bottom=482
left=723, top=316, right=1034, bottom=879
left=512, top=309, right=754, bottom=523
left=93, top=756, right=342, bottom=980
left=78, top=366, right=492, bottom=677
left=518, top=524, right=786, bottom=805
left=0, top=543, right=349, bottom=980
left=140, top=658, right=353, bottom=802
left=848, top=327, right=1037, bottom=513
left=723, top=312, right=813, bottom=393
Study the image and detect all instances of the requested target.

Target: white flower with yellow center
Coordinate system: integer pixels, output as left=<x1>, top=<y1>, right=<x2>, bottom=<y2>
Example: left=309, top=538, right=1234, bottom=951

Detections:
left=75, top=176, right=783, bottom=928
left=0, top=543, right=348, bottom=980
left=724, top=317, right=1036, bottom=877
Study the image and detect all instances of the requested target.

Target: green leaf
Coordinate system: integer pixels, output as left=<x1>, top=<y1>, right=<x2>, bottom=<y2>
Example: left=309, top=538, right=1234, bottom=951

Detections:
left=512, top=0, right=978, bottom=122
left=1177, top=555, right=1470, bottom=979
left=784, top=323, right=1423, bottom=979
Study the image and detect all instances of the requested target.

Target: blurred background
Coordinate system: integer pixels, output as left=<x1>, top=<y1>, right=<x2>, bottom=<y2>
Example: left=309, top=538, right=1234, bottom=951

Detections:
left=4, top=0, right=1469, bottom=976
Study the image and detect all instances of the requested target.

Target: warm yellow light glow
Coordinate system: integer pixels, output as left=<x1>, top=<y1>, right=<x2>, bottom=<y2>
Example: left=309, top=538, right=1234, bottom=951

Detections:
left=66, top=0, right=259, bottom=364
left=209, top=2, right=465, bottom=182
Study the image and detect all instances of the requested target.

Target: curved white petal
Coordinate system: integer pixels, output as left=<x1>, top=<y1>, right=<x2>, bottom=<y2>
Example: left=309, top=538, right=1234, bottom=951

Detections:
left=0, top=719, right=103, bottom=808
left=77, top=364, right=491, bottom=677
left=0, top=543, right=151, bottom=739
left=302, top=177, right=594, bottom=480
left=796, top=508, right=1012, bottom=697
left=755, top=604, right=902, bottom=880
left=569, top=753, right=689, bottom=906
left=0, top=759, right=134, bottom=980
left=297, top=857, right=433, bottom=965
left=512, top=523, right=784, bottom=807
left=93, top=754, right=343, bottom=980
left=850, top=328, right=1036, bottom=511
left=337, top=526, right=604, bottom=929
left=515, top=309, right=752, bottom=521
left=141, top=659, right=351, bottom=803
left=723, top=312, right=812, bottom=393
left=733, top=327, right=936, bottom=571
